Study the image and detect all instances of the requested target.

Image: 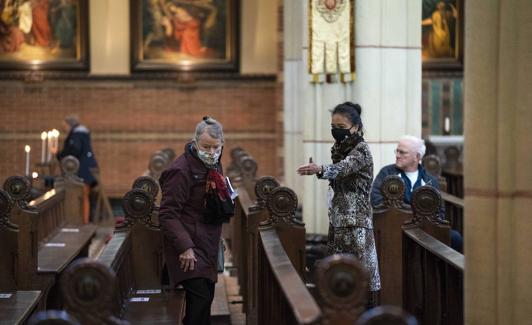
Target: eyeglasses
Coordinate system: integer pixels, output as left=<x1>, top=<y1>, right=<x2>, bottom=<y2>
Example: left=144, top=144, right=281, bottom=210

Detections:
left=394, top=149, right=410, bottom=156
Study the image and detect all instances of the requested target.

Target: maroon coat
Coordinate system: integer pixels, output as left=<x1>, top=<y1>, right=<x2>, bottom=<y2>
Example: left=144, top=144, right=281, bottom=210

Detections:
left=158, top=143, right=222, bottom=285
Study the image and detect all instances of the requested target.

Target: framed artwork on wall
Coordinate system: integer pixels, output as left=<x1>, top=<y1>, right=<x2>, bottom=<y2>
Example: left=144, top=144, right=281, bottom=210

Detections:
left=422, top=0, right=463, bottom=70
left=0, top=0, right=89, bottom=71
left=131, top=0, right=239, bottom=72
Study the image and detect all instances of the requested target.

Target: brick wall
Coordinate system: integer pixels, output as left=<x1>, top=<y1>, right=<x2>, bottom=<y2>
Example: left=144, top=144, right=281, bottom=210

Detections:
left=0, top=78, right=280, bottom=197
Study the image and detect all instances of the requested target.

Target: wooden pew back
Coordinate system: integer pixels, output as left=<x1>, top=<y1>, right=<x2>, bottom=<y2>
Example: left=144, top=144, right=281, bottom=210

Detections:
left=373, top=176, right=413, bottom=307
left=423, top=154, right=464, bottom=235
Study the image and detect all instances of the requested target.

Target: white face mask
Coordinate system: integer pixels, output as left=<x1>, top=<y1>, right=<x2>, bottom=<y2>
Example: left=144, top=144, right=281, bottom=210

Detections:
left=196, top=147, right=221, bottom=166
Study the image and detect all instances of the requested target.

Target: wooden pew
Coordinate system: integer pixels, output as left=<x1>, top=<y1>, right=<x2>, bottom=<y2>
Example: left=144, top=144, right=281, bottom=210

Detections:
left=423, top=154, right=464, bottom=235
left=49, top=178, right=183, bottom=325
left=238, top=176, right=280, bottom=320
left=402, top=186, right=464, bottom=325
left=113, top=177, right=186, bottom=324
left=251, top=185, right=415, bottom=325
left=128, top=174, right=230, bottom=324
left=373, top=176, right=414, bottom=307
left=441, top=146, right=463, bottom=198
left=43, top=156, right=86, bottom=225
left=246, top=183, right=303, bottom=325
left=225, top=148, right=262, bottom=303
left=0, top=290, right=43, bottom=325
left=0, top=175, right=96, bottom=309
left=373, top=177, right=453, bottom=308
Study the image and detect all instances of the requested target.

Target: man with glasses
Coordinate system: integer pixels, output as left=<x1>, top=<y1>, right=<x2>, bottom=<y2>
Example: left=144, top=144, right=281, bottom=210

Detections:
left=370, top=135, right=462, bottom=252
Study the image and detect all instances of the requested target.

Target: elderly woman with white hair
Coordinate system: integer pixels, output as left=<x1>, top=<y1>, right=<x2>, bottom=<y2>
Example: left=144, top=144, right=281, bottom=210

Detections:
left=158, top=116, right=233, bottom=325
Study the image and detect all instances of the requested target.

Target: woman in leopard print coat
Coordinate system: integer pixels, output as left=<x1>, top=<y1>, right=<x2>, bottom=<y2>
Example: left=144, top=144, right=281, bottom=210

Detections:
left=297, top=102, right=381, bottom=297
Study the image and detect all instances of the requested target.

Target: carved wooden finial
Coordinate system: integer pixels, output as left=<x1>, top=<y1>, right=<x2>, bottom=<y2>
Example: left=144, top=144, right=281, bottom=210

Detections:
left=61, top=258, right=127, bottom=325
left=422, top=155, right=442, bottom=177
left=239, top=154, right=257, bottom=179
left=132, top=176, right=160, bottom=198
left=261, top=186, right=301, bottom=228
left=254, top=176, right=280, bottom=205
left=160, top=148, right=176, bottom=163
left=443, top=146, right=462, bottom=172
left=381, top=175, right=407, bottom=209
left=356, top=305, right=418, bottom=325
left=3, top=176, right=32, bottom=209
left=120, top=188, right=158, bottom=230
left=61, top=155, right=81, bottom=179
left=148, top=151, right=171, bottom=178
left=412, top=186, right=441, bottom=219
left=0, top=188, right=17, bottom=231
left=403, top=185, right=445, bottom=229
left=315, top=254, right=368, bottom=324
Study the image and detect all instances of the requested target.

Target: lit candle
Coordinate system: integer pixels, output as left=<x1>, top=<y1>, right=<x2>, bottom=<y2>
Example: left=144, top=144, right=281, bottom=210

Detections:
left=444, top=117, right=451, bottom=134
left=52, top=129, right=60, bottom=154
left=24, top=145, right=31, bottom=176
left=32, top=172, right=38, bottom=179
left=41, top=131, right=47, bottom=163
left=47, top=131, right=53, bottom=162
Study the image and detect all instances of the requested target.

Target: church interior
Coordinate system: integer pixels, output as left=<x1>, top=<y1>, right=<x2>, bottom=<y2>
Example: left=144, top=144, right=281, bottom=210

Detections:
left=0, top=0, right=531, bottom=324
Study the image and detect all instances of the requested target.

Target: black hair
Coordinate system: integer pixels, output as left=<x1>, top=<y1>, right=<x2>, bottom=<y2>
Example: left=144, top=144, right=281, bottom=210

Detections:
left=331, top=102, right=364, bottom=134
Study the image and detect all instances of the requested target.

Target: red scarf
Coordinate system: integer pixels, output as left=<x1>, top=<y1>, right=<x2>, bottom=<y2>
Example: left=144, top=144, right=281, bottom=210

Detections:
left=206, top=169, right=230, bottom=201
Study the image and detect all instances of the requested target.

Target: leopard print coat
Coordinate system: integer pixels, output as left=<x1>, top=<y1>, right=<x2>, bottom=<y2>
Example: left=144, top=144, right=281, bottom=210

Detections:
left=319, top=140, right=381, bottom=291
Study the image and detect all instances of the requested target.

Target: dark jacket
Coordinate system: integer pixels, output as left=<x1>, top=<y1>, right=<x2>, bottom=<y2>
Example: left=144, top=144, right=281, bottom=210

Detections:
left=371, top=164, right=441, bottom=213
left=57, top=125, right=98, bottom=186
left=158, top=143, right=222, bottom=285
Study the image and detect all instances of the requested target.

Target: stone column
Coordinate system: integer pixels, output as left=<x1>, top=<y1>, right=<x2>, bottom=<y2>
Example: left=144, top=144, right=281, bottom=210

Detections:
left=464, top=0, right=532, bottom=324
left=283, top=0, right=422, bottom=234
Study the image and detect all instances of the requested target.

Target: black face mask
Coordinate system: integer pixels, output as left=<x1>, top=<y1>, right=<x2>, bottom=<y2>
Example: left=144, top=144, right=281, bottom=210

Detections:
left=331, top=127, right=352, bottom=142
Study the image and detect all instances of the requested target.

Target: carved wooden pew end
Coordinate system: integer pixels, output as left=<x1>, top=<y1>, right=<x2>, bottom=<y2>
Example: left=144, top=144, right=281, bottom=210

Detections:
left=1, top=174, right=97, bottom=310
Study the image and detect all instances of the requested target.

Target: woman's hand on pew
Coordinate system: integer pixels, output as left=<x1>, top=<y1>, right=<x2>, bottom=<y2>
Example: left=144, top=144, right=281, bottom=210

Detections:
left=179, top=248, right=197, bottom=272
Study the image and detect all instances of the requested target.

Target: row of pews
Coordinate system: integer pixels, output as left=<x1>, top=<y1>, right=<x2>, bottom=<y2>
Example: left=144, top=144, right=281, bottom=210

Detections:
left=0, top=156, right=97, bottom=323
left=225, top=147, right=464, bottom=325
left=1, top=148, right=232, bottom=325
left=225, top=148, right=419, bottom=324
left=0, top=152, right=187, bottom=325
left=0, top=145, right=465, bottom=324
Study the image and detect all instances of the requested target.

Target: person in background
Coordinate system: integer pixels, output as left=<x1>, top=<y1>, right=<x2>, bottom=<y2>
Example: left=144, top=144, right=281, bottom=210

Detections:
left=297, top=102, right=381, bottom=308
left=56, top=114, right=99, bottom=224
left=370, top=135, right=463, bottom=253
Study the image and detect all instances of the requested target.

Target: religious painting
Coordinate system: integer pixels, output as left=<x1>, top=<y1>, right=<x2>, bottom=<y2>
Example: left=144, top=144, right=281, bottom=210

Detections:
left=0, top=0, right=89, bottom=70
left=421, top=0, right=463, bottom=70
left=131, top=0, right=239, bottom=72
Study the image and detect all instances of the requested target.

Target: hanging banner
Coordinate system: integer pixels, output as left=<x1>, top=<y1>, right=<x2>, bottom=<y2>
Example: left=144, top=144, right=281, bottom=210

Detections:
left=309, top=0, right=355, bottom=82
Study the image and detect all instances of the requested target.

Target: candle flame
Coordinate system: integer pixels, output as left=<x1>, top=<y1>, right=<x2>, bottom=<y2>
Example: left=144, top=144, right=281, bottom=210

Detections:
left=25, top=145, right=31, bottom=152
left=41, top=132, right=47, bottom=140
left=52, top=129, right=60, bottom=137
left=32, top=172, right=38, bottom=179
